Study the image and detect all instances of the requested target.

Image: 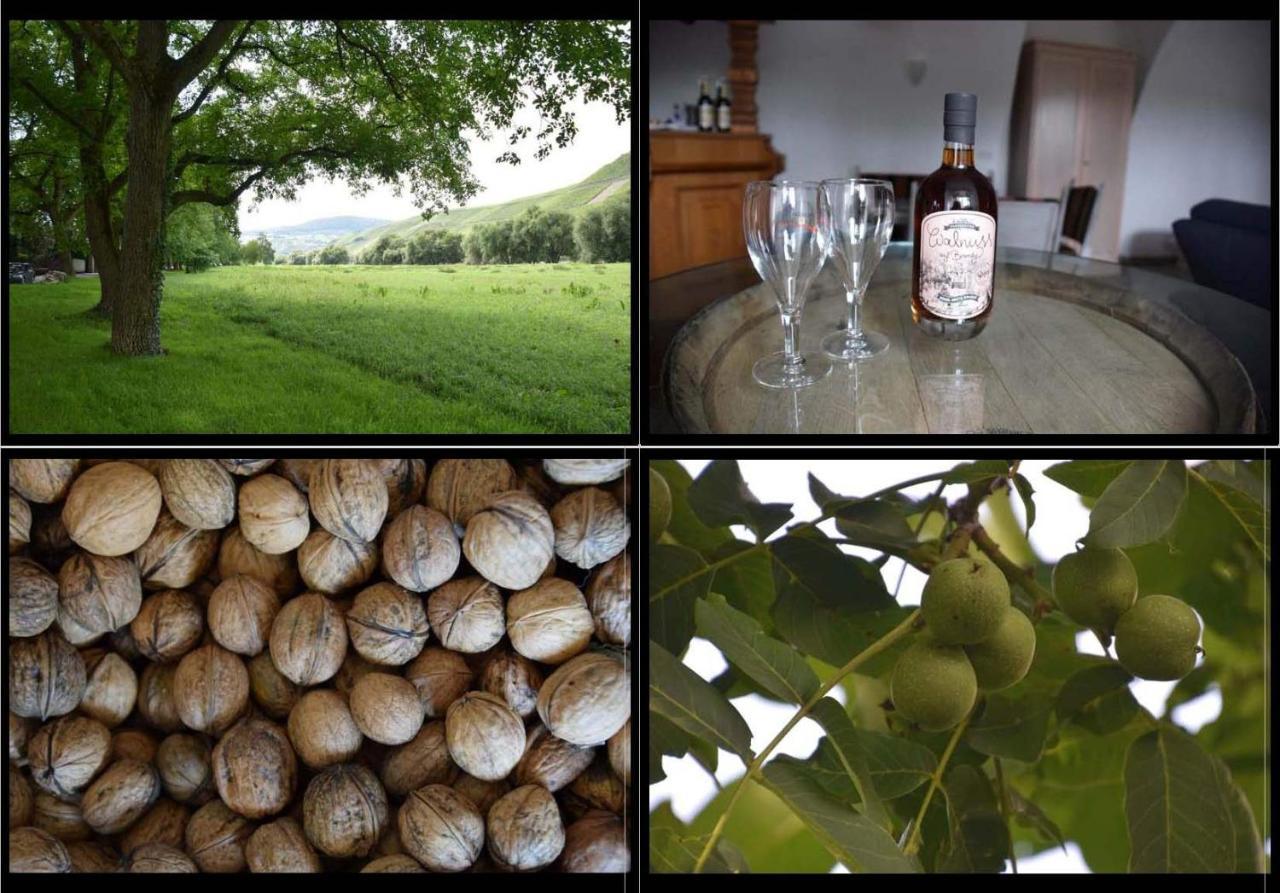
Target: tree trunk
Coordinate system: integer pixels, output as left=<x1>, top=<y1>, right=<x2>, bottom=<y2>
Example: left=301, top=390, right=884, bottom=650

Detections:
left=112, top=87, right=173, bottom=356
left=80, top=147, right=120, bottom=319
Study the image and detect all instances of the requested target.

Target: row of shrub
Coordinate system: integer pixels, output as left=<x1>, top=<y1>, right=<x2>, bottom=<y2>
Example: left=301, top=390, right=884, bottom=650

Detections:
left=280, top=201, right=630, bottom=266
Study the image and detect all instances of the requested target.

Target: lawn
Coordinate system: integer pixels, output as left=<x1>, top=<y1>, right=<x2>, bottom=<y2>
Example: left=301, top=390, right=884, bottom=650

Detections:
left=7, top=263, right=631, bottom=435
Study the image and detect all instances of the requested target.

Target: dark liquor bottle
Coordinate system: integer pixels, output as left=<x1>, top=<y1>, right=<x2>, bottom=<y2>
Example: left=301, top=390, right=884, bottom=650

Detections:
left=715, top=79, right=732, bottom=132
left=911, top=92, right=998, bottom=340
left=697, top=78, right=715, bottom=132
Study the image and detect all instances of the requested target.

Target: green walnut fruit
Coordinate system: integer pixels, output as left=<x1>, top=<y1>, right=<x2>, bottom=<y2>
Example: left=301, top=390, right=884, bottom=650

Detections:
left=921, top=557, right=1010, bottom=645
left=964, top=606, right=1036, bottom=691
left=1114, top=594, right=1201, bottom=681
left=890, top=638, right=977, bottom=731
left=1052, top=548, right=1138, bottom=634
left=649, top=467, right=672, bottom=541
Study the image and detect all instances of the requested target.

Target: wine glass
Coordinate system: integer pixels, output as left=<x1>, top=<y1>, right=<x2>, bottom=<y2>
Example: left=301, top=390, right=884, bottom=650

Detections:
left=742, top=180, right=832, bottom=389
left=820, top=179, right=895, bottom=360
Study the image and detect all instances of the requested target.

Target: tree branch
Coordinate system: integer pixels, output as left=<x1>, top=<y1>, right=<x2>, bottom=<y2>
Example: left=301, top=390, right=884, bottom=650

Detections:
left=173, top=21, right=253, bottom=124
left=15, top=78, right=95, bottom=140
left=170, top=147, right=343, bottom=207
left=76, top=21, right=137, bottom=90
left=171, top=20, right=243, bottom=94
left=334, top=21, right=406, bottom=101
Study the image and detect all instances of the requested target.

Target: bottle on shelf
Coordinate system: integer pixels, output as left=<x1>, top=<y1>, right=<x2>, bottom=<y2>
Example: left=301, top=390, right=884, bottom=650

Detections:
left=715, top=79, right=732, bottom=132
left=911, top=92, right=998, bottom=341
left=697, top=78, right=715, bottom=132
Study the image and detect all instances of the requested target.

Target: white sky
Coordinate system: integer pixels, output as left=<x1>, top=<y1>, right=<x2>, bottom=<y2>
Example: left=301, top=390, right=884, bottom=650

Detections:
left=238, top=97, right=630, bottom=233
left=651, top=459, right=1247, bottom=874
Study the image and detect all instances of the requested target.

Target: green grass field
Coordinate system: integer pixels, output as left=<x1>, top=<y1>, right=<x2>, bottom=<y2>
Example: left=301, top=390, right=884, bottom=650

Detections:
left=7, top=263, right=631, bottom=435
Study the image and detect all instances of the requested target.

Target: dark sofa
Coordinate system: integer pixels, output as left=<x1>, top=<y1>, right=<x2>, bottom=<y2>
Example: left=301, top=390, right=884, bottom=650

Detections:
left=1172, top=199, right=1272, bottom=310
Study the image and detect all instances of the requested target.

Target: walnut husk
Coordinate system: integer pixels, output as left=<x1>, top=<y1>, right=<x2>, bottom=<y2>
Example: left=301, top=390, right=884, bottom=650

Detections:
left=126, top=841, right=197, bottom=872
left=246, top=816, right=322, bottom=872
left=156, top=733, right=215, bottom=804
left=514, top=722, right=595, bottom=792
left=480, top=647, right=543, bottom=717
left=10, top=488, right=32, bottom=553
left=218, top=526, right=300, bottom=597
left=608, top=719, right=630, bottom=786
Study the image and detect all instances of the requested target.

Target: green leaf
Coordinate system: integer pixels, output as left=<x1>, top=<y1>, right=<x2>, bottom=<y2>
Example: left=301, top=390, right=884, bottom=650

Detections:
left=1191, top=471, right=1269, bottom=560
left=1124, top=725, right=1236, bottom=872
left=938, top=764, right=1009, bottom=872
left=707, top=538, right=777, bottom=632
left=833, top=499, right=918, bottom=550
left=650, top=824, right=743, bottom=873
left=695, top=594, right=820, bottom=705
left=813, top=723, right=938, bottom=801
left=942, top=459, right=1014, bottom=484
left=966, top=695, right=1052, bottom=764
left=1006, top=786, right=1068, bottom=853
left=1042, top=459, right=1134, bottom=498
left=808, top=698, right=892, bottom=832
left=770, top=532, right=895, bottom=610
left=1085, top=459, right=1188, bottom=548
left=807, top=472, right=845, bottom=511
left=650, top=641, right=754, bottom=762
left=687, top=775, right=837, bottom=873
left=772, top=584, right=914, bottom=675
left=1055, top=664, right=1140, bottom=735
left=687, top=459, right=794, bottom=541
left=1210, top=754, right=1266, bottom=872
left=649, top=543, right=712, bottom=654
left=1011, top=473, right=1036, bottom=531
left=651, top=460, right=736, bottom=557
left=760, top=757, right=921, bottom=873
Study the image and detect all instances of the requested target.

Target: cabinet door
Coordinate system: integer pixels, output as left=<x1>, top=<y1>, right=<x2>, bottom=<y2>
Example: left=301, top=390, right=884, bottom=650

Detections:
left=1028, top=52, right=1087, bottom=198
left=1079, top=58, right=1135, bottom=261
left=651, top=171, right=762, bottom=278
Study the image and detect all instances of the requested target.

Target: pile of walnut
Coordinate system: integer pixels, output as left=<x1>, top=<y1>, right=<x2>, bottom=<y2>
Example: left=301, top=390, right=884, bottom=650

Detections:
left=7, top=458, right=632, bottom=874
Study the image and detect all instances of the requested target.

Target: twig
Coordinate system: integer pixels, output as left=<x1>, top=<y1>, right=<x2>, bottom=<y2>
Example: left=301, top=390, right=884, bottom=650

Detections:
left=903, top=710, right=972, bottom=857
left=971, top=524, right=1055, bottom=618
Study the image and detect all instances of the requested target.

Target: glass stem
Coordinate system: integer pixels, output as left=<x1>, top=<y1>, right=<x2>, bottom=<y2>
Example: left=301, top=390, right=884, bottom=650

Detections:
left=780, top=310, right=803, bottom=371
left=846, top=288, right=866, bottom=342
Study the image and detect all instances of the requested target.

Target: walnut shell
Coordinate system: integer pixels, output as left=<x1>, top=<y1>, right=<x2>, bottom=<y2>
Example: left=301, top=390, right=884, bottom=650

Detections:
left=10, top=458, right=81, bottom=503
left=550, top=487, right=631, bottom=570
left=173, top=644, right=250, bottom=735
left=587, top=551, right=631, bottom=647
left=427, top=576, right=505, bottom=653
left=377, top=458, right=428, bottom=517
left=9, top=826, right=72, bottom=872
left=346, top=581, right=430, bottom=665
left=444, top=691, right=526, bottom=781
left=133, top=510, right=219, bottom=591
left=398, top=783, right=484, bottom=872
left=218, top=526, right=300, bottom=597
left=462, top=490, right=555, bottom=590
left=126, top=841, right=198, bottom=872
left=302, top=763, right=388, bottom=858
left=32, top=790, right=92, bottom=841
left=452, top=773, right=511, bottom=815
left=81, top=758, right=161, bottom=834
left=246, top=816, right=322, bottom=872
left=218, top=458, right=277, bottom=476
left=381, top=720, right=456, bottom=798
left=480, top=647, right=543, bottom=717
left=404, top=646, right=474, bottom=717
left=10, top=763, right=34, bottom=826
left=27, top=714, right=112, bottom=799
left=10, top=488, right=32, bottom=553
left=61, top=462, right=161, bottom=556
left=380, top=505, right=461, bottom=592
left=65, top=839, right=124, bottom=872
left=211, top=717, right=297, bottom=818
left=514, top=722, right=596, bottom=792
left=159, top=459, right=236, bottom=530
left=247, top=651, right=300, bottom=719
left=269, top=592, right=348, bottom=685
left=156, top=733, right=215, bottom=804
left=560, top=810, right=629, bottom=873
left=275, top=458, right=320, bottom=493
left=239, top=474, right=310, bottom=554
left=565, top=755, right=626, bottom=817
left=486, top=784, right=565, bottom=871
left=56, top=551, right=143, bottom=645
left=136, top=663, right=183, bottom=733
left=334, top=649, right=378, bottom=696
left=130, top=589, right=203, bottom=662
left=349, top=672, right=423, bottom=745
left=110, top=728, right=159, bottom=763
left=8, top=630, right=86, bottom=720
left=120, top=797, right=189, bottom=854
left=542, top=458, right=630, bottom=486
left=208, top=574, right=280, bottom=656
left=309, top=459, right=388, bottom=544
left=297, top=527, right=379, bottom=594
left=506, top=578, right=594, bottom=665
left=28, top=505, right=76, bottom=573
left=608, top=719, right=630, bottom=786
left=427, top=459, right=520, bottom=525
left=185, top=799, right=253, bottom=872
left=287, top=689, right=363, bottom=769
left=10, top=555, right=58, bottom=637
left=10, top=710, right=37, bottom=764
left=536, top=651, right=631, bottom=746
left=362, top=854, right=426, bottom=872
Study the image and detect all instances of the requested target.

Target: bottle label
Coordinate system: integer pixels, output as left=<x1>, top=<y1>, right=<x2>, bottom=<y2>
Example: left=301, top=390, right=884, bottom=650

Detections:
left=699, top=104, right=714, bottom=130
left=917, top=210, right=996, bottom=320
left=716, top=104, right=731, bottom=131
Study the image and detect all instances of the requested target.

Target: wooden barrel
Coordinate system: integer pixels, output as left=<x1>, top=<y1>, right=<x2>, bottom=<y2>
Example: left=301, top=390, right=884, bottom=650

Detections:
left=663, top=256, right=1256, bottom=434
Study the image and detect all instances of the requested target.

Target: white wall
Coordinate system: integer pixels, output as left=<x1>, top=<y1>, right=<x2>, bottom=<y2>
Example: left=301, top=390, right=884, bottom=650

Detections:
left=648, top=21, right=730, bottom=125
left=1118, top=20, right=1271, bottom=258
left=1024, top=20, right=1172, bottom=97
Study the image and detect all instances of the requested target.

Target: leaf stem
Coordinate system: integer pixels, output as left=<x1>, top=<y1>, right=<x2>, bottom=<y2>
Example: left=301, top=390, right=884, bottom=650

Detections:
left=971, top=524, right=1056, bottom=615
left=691, top=608, right=923, bottom=872
left=903, top=710, right=972, bottom=857
left=894, top=482, right=948, bottom=596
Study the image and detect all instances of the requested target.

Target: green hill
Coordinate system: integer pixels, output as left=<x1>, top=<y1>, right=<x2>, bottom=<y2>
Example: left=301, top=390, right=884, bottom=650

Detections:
left=331, top=152, right=630, bottom=255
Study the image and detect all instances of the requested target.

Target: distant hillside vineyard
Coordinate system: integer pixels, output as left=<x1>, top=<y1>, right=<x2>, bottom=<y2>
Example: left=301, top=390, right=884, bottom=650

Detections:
left=327, top=151, right=631, bottom=255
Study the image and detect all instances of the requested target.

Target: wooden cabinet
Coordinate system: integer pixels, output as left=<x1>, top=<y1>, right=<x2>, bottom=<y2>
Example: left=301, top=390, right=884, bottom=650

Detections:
left=1008, top=41, right=1136, bottom=262
left=648, top=131, right=784, bottom=279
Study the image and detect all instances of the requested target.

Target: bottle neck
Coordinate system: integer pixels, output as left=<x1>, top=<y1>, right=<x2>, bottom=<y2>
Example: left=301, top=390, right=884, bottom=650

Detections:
left=942, top=141, right=974, bottom=168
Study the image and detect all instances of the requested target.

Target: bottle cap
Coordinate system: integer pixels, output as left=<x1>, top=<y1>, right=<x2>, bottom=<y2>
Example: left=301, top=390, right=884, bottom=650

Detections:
left=943, top=92, right=977, bottom=144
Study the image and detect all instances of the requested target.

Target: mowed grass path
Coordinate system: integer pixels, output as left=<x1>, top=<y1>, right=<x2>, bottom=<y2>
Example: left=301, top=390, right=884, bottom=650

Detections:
left=8, top=263, right=630, bottom=434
